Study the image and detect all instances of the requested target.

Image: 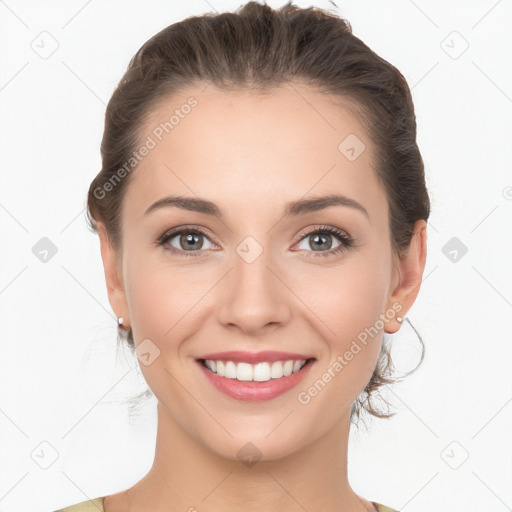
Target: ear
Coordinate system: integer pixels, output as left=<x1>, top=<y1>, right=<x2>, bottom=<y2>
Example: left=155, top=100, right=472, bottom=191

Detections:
left=97, top=222, right=130, bottom=329
left=384, top=219, right=428, bottom=333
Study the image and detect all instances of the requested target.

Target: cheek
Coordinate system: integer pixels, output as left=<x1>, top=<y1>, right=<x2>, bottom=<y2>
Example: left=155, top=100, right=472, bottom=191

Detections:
left=294, top=268, right=386, bottom=420
left=123, top=252, right=213, bottom=351
left=292, top=250, right=389, bottom=382
left=123, top=251, right=183, bottom=342
left=302, top=259, right=388, bottom=341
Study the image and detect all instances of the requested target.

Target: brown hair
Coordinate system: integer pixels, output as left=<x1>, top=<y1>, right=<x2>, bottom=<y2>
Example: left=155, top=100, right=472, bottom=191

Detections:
left=86, top=1, right=429, bottom=426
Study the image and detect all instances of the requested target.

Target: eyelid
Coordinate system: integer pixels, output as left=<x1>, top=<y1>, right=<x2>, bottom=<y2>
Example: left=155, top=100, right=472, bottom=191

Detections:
left=157, top=224, right=219, bottom=245
left=157, top=223, right=354, bottom=258
left=294, top=224, right=351, bottom=242
left=291, top=225, right=353, bottom=257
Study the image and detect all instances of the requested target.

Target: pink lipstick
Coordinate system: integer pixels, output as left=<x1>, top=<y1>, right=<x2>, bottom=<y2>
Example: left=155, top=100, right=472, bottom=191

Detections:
left=196, top=351, right=316, bottom=402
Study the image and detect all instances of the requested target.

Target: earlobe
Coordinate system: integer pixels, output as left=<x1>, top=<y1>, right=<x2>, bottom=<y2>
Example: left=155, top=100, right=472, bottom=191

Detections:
left=384, top=220, right=428, bottom=334
left=97, top=223, right=129, bottom=327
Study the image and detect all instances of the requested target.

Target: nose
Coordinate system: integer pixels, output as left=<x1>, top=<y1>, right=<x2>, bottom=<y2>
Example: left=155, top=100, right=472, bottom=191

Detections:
left=215, top=247, right=292, bottom=336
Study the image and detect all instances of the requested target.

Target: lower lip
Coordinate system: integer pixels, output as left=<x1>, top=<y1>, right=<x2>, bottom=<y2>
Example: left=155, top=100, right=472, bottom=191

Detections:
left=196, top=359, right=315, bottom=402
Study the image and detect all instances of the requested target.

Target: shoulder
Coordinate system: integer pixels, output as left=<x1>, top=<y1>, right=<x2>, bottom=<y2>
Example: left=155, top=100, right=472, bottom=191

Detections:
left=52, top=496, right=397, bottom=512
left=52, top=497, right=105, bottom=512
left=374, top=503, right=400, bottom=512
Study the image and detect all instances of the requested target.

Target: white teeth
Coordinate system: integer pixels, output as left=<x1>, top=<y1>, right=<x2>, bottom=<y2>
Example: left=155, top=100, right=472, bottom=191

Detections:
left=203, top=359, right=308, bottom=381
left=236, top=362, right=253, bottom=381
left=224, top=361, right=237, bottom=379
left=253, top=362, right=271, bottom=382
left=292, top=360, right=303, bottom=373
left=283, top=360, right=293, bottom=376
left=270, top=361, right=284, bottom=379
left=205, top=360, right=216, bottom=372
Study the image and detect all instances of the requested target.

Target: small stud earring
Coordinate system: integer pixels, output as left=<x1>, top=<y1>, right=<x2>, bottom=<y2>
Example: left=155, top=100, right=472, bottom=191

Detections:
left=118, top=316, right=124, bottom=327
left=396, top=316, right=403, bottom=323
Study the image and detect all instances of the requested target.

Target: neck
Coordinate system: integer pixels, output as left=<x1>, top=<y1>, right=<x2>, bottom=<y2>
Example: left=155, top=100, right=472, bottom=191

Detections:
left=108, top=401, right=374, bottom=512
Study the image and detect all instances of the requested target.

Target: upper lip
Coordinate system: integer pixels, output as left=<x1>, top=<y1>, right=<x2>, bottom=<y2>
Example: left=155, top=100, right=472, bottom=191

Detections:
left=198, top=351, right=315, bottom=364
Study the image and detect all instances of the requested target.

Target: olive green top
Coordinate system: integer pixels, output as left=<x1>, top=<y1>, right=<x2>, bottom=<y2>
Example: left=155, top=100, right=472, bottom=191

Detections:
left=54, top=496, right=400, bottom=511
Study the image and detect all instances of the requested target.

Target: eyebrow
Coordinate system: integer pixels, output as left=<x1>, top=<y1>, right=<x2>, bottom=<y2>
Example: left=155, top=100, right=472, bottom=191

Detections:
left=144, top=193, right=369, bottom=220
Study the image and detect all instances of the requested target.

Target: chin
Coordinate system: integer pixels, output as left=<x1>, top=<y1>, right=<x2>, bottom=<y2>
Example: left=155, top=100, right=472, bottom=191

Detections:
left=200, top=427, right=311, bottom=464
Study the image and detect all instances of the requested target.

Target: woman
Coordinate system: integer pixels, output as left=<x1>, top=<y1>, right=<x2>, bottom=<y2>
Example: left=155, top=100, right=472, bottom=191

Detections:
left=55, top=1, right=429, bottom=511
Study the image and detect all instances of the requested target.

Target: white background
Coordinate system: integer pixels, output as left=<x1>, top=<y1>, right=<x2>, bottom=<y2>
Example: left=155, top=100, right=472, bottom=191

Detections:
left=0, top=1, right=511, bottom=511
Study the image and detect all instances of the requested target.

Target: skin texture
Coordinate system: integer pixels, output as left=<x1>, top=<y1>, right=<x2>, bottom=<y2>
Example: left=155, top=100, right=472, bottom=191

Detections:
left=98, top=82, right=427, bottom=512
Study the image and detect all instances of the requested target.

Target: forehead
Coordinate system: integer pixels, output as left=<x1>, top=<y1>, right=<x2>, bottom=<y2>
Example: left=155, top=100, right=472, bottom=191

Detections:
left=122, top=83, right=387, bottom=224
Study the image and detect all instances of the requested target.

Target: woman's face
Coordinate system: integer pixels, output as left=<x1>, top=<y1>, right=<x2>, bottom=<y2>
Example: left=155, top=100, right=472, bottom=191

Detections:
left=101, top=83, right=418, bottom=461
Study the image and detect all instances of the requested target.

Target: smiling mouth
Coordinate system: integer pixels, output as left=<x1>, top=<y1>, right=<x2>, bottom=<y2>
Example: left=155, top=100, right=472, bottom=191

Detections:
left=198, top=357, right=316, bottom=382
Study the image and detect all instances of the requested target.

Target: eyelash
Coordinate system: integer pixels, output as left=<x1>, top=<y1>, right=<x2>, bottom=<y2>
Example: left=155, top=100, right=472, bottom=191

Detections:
left=156, top=224, right=354, bottom=260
